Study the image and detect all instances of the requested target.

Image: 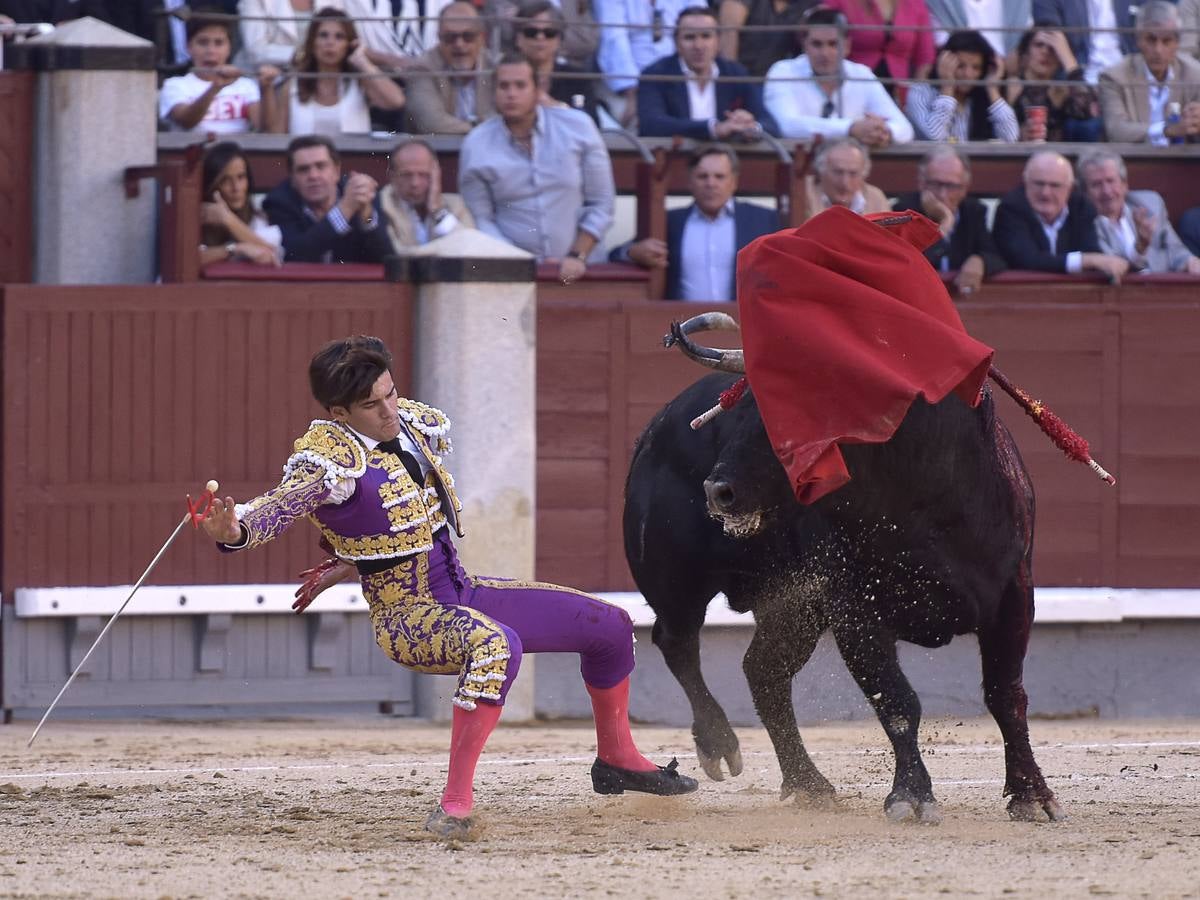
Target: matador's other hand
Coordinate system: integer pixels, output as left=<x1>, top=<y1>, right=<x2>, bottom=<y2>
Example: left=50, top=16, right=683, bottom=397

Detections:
left=201, top=495, right=242, bottom=544
left=293, top=558, right=355, bottom=613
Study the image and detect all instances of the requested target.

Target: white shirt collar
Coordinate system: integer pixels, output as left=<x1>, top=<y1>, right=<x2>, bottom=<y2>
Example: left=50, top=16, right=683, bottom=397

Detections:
left=679, top=56, right=719, bottom=80
left=691, top=199, right=735, bottom=221
left=1143, top=59, right=1173, bottom=86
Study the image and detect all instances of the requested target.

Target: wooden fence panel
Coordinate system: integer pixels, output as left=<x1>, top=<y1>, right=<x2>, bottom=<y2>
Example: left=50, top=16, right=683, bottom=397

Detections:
left=0, top=71, right=34, bottom=284
left=1, top=283, right=414, bottom=595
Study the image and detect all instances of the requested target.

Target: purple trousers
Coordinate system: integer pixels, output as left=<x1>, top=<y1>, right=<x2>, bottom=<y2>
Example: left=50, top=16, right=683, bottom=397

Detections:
left=360, top=531, right=635, bottom=710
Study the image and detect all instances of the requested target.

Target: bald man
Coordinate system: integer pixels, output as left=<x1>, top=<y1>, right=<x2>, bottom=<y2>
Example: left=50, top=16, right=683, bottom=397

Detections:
left=993, top=151, right=1129, bottom=281
left=405, top=2, right=496, bottom=133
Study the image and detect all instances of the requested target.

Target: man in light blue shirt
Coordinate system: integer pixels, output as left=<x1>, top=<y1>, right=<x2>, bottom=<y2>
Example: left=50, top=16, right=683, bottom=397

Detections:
left=458, top=54, right=616, bottom=284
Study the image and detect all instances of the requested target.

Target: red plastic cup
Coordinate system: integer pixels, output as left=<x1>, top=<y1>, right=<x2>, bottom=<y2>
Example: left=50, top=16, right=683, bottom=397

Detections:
left=1026, top=105, right=1047, bottom=142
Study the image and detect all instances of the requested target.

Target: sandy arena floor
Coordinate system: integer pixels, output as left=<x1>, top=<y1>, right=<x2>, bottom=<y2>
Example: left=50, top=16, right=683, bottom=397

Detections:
left=1, top=715, right=1198, bottom=899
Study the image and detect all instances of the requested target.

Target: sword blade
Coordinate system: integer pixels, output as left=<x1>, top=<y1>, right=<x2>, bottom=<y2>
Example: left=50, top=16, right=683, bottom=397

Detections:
left=26, top=512, right=194, bottom=749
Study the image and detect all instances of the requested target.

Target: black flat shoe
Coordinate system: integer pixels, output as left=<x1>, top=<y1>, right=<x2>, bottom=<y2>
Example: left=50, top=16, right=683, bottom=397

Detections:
left=424, top=805, right=474, bottom=839
left=591, top=757, right=699, bottom=796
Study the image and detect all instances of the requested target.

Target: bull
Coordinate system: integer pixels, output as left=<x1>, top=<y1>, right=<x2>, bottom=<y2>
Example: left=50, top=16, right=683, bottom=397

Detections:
left=623, top=312, right=1066, bottom=823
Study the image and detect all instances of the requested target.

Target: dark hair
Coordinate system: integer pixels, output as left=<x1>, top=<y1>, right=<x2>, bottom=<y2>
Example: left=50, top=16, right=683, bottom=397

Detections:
left=495, top=51, right=537, bottom=80
left=296, top=7, right=359, bottom=104
left=514, top=0, right=565, bottom=28
left=801, top=6, right=847, bottom=34
left=185, top=6, right=234, bottom=43
left=201, top=141, right=255, bottom=245
left=939, top=30, right=996, bottom=141
left=689, top=142, right=740, bottom=175
left=310, top=336, right=394, bottom=410
left=287, top=134, right=340, bottom=170
left=676, top=5, right=719, bottom=25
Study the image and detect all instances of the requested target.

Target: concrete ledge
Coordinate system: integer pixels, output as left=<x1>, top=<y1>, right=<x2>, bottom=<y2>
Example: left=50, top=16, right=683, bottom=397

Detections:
left=11, top=585, right=1200, bottom=623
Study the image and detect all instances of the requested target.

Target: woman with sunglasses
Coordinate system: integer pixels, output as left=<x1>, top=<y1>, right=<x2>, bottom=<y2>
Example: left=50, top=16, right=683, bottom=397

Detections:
left=513, top=0, right=600, bottom=123
left=270, top=7, right=406, bottom=134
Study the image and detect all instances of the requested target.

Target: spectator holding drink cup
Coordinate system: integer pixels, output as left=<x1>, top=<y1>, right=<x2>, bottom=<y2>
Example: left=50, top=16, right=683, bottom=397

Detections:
left=1006, top=27, right=1102, bottom=142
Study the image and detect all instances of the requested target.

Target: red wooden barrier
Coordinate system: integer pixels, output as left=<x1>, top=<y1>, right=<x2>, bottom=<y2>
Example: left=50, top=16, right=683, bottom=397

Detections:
left=0, top=71, right=35, bottom=284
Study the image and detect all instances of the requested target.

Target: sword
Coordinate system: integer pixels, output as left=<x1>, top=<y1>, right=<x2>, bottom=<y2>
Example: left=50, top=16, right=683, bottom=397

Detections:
left=26, top=480, right=220, bottom=748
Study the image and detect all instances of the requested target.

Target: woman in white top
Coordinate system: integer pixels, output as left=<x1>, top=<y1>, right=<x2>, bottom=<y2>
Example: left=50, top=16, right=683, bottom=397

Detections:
left=160, top=13, right=281, bottom=134
left=270, top=7, right=406, bottom=135
left=199, top=142, right=284, bottom=268
left=904, top=29, right=1019, bottom=143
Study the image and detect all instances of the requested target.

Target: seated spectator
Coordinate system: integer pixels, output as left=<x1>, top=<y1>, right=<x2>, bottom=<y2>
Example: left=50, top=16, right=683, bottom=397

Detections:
left=801, top=136, right=890, bottom=222
left=1078, top=149, right=1200, bottom=275
left=1006, top=27, right=1102, bottom=142
left=764, top=7, right=913, bottom=146
left=905, top=30, right=1018, bottom=142
left=405, top=2, right=495, bottom=134
left=159, top=9, right=280, bottom=133
left=458, top=54, right=615, bottom=283
left=1033, top=0, right=1135, bottom=83
left=262, top=134, right=394, bottom=263
left=514, top=0, right=600, bottom=124
left=199, top=141, right=283, bottom=267
left=1184, top=0, right=1200, bottom=61
left=1099, top=1, right=1200, bottom=144
left=893, top=146, right=1006, bottom=297
left=610, top=143, right=779, bottom=300
left=271, top=8, right=405, bottom=134
left=927, top=0, right=1030, bottom=59
left=489, top=0, right=600, bottom=72
left=595, top=0, right=690, bottom=125
left=379, top=138, right=475, bottom=250
left=824, top=0, right=935, bottom=92
left=992, top=150, right=1128, bottom=280
left=238, top=0, right=323, bottom=68
left=717, top=0, right=816, bottom=79
left=638, top=5, right=778, bottom=140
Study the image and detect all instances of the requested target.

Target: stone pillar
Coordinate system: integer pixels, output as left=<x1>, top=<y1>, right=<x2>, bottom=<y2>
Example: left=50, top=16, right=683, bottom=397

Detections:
left=13, top=18, right=157, bottom=284
left=389, top=231, right=539, bottom=722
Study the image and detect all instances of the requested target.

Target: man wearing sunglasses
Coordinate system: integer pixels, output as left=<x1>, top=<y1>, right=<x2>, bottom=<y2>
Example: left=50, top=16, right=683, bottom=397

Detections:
left=406, top=1, right=497, bottom=133
left=513, top=0, right=601, bottom=124
left=637, top=5, right=779, bottom=139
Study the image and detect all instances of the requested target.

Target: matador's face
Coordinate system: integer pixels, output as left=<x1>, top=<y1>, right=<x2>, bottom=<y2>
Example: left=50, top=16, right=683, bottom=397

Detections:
left=331, top=371, right=402, bottom=444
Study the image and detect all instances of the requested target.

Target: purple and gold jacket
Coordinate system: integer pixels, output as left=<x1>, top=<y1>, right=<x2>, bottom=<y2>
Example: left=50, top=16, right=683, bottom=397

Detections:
left=232, top=398, right=464, bottom=561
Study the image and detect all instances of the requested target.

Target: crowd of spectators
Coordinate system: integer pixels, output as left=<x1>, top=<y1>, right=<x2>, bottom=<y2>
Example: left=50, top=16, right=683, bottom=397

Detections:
left=5, top=0, right=1200, bottom=291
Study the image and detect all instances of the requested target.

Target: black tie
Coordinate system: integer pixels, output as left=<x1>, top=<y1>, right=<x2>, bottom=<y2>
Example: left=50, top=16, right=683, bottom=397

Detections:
left=377, top=437, right=425, bottom=485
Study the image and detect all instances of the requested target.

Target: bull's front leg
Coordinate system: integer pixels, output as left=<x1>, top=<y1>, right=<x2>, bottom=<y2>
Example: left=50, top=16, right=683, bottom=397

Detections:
left=652, top=617, right=743, bottom=781
left=742, top=603, right=834, bottom=802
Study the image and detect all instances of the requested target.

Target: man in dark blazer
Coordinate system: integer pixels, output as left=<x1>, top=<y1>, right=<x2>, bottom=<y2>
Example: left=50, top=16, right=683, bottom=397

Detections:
left=611, top=144, right=778, bottom=300
left=637, top=5, right=779, bottom=140
left=992, top=150, right=1128, bottom=280
left=263, top=135, right=394, bottom=265
left=892, top=147, right=1005, bottom=297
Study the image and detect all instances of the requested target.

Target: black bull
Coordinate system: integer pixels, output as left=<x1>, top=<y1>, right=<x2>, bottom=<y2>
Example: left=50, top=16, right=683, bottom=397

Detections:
left=623, top=318, right=1066, bottom=823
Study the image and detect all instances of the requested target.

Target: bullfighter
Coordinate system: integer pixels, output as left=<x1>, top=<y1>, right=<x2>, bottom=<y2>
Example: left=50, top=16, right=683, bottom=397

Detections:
left=200, top=335, right=697, bottom=838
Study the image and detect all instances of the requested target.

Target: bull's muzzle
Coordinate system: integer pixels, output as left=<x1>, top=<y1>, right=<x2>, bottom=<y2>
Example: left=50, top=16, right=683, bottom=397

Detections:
left=703, top=478, right=736, bottom=514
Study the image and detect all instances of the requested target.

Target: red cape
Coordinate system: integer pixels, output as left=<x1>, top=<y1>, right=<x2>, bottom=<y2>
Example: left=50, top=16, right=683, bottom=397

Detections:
left=736, top=206, right=994, bottom=504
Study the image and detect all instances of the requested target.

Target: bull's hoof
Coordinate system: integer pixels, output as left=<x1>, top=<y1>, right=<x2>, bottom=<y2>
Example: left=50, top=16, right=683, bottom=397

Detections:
left=780, top=772, right=837, bottom=805
left=884, top=789, right=941, bottom=825
left=696, top=745, right=744, bottom=782
left=1008, top=797, right=1068, bottom=823
left=884, top=795, right=942, bottom=825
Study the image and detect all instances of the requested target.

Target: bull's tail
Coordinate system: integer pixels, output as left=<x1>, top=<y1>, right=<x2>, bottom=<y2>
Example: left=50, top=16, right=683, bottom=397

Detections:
left=987, top=365, right=1116, bottom=486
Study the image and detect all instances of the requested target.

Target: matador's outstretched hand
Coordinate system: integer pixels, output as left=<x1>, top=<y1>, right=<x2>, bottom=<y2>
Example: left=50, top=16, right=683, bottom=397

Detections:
left=201, top=495, right=243, bottom=544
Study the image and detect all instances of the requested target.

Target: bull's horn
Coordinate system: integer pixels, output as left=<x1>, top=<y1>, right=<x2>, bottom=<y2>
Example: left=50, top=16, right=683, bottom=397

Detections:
left=663, top=314, right=745, bottom=374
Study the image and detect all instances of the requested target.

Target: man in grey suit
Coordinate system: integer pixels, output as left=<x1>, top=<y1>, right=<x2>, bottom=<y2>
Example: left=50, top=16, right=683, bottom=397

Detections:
left=1078, top=149, right=1200, bottom=275
left=404, top=2, right=496, bottom=134
left=1098, top=1, right=1200, bottom=143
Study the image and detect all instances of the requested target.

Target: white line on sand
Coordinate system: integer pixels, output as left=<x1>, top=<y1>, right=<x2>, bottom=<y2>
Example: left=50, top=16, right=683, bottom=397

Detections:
left=3, top=739, right=1198, bottom=782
